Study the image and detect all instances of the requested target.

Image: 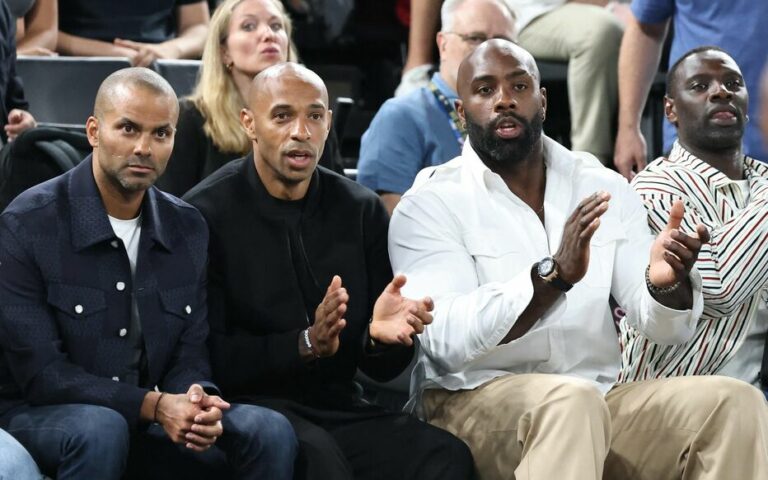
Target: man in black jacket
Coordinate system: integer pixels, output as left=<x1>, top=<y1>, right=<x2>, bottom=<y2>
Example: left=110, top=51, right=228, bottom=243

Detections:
left=184, top=62, right=474, bottom=479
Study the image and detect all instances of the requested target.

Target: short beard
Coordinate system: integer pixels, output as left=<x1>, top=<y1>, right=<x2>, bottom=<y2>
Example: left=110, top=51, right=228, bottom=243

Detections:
left=465, top=109, right=543, bottom=169
left=680, top=119, right=744, bottom=153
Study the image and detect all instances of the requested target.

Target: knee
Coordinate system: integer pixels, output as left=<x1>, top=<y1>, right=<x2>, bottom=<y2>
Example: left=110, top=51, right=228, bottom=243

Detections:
left=68, top=405, right=129, bottom=452
left=432, top=429, right=475, bottom=475
left=546, top=379, right=611, bottom=424
left=0, top=433, right=39, bottom=480
left=227, top=405, right=297, bottom=459
left=686, top=376, right=765, bottom=411
left=572, top=11, right=623, bottom=61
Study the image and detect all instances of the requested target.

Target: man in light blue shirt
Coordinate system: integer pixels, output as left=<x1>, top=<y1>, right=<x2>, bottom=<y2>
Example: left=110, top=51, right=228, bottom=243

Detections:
left=357, top=0, right=516, bottom=214
left=614, top=0, right=768, bottom=179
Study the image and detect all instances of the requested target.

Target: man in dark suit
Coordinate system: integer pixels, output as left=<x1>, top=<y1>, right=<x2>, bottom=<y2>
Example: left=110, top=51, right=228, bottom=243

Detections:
left=0, top=67, right=297, bottom=480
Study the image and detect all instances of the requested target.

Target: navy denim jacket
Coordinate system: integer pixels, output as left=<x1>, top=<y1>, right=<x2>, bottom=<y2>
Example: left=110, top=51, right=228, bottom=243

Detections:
left=0, top=156, right=213, bottom=425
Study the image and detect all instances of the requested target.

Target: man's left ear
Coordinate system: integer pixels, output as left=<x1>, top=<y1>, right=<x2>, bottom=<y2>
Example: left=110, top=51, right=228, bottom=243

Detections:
left=664, top=95, right=678, bottom=126
left=326, top=110, right=333, bottom=134
left=540, top=87, right=547, bottom=121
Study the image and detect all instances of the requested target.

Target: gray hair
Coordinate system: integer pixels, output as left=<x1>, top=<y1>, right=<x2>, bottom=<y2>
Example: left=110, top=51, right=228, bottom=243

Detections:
left=440, top=0, right=517, bottom=33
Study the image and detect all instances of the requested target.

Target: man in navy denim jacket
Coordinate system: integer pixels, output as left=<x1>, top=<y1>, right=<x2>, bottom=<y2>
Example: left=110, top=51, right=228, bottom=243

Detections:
left=0, top=67, right=296, bottom=480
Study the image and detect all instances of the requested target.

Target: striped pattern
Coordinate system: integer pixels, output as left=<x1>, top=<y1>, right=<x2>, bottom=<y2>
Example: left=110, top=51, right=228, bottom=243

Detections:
left=619, top=142, right=768, bottom=382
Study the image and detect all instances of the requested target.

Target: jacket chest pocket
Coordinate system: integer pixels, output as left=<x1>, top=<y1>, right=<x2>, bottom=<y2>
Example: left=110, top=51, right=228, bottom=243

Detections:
left=159, top=284, right=199, bottom=322
left=47, top=284, right=107, bottom=333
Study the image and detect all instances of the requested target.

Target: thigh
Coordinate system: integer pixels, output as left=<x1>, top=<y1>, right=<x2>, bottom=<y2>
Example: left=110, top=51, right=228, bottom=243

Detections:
left=329, top=412, right=474, bottom=480
left=605, top=375, right=767, bottom=480
left=277, top=408, right=354, bottom=480
left=0, top=403, right=129, bottom=477
left=424, top=373, right=610, bottom=480
left=518, top=3, right=620, bottom=60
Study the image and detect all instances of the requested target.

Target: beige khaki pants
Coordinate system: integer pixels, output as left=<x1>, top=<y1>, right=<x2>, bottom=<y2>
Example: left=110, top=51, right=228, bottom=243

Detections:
left=518, top=3, right=623, bottom=162
left=423, top=374, right=768, bottom=480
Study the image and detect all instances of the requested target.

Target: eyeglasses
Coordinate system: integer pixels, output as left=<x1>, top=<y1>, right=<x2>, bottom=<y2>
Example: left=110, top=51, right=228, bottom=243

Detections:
left=443, top=32, right=512, bottom=46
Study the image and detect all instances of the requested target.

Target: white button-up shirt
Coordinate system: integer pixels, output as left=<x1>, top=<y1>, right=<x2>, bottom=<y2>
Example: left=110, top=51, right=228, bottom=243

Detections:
left=389, top=136, right=703, bottom=413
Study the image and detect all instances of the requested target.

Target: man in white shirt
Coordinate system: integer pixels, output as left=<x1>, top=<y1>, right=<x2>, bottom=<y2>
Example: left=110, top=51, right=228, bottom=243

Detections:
left=389, top=39, right=768, bottom=479
left=626, top=47, right=768, bottom=392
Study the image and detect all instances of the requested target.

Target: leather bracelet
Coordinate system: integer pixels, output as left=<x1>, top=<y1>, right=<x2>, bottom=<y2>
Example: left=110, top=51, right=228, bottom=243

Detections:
left=645, top=265, right=681, bottom=295
left=154, top=392, right=166, bottom=423
left=303, top=327, right=320, bottom=359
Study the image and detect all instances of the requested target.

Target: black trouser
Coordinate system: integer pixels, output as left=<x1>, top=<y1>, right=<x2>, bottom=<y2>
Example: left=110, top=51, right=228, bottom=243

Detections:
left=267, top=403, right=475, bottom=480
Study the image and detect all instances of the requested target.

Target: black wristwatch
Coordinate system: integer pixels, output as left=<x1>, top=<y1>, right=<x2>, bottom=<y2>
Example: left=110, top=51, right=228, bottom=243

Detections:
left=536, top=256, right=573, bottom=292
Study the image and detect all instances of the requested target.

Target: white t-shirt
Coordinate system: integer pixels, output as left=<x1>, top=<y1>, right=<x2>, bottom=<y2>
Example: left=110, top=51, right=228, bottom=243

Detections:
left=109, top=214, right=142, bottom=275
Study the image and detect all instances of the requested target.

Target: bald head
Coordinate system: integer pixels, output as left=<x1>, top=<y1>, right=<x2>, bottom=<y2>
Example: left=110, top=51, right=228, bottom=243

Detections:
left=94, top=67, right=178, bottom=121
left=248, top=63, right=329, bottom=107
left=457, top=39, right=539, bottom=99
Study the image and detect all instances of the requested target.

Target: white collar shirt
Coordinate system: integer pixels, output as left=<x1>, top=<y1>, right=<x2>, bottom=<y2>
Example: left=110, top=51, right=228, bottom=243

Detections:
left=389, top=136, right=703, bottom=413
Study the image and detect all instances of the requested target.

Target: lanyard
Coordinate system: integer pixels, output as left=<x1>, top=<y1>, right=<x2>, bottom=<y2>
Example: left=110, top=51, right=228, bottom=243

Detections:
left=428, top=80, right=466, bottom=148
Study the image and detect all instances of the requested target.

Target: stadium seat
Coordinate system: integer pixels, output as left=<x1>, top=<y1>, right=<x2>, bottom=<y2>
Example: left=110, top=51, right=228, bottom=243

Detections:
left=16, top=56, right=131, bottom=126
left=153, top=59, right=201, bottom=98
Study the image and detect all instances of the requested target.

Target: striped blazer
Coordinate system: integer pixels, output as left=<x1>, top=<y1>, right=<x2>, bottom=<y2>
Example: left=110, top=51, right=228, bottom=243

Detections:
left=619, top=142, right=768, bottom=382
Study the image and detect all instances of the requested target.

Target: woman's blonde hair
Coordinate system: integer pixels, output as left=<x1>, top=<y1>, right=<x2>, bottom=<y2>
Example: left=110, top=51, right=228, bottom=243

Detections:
left=190, top=0, right=297, bottom=154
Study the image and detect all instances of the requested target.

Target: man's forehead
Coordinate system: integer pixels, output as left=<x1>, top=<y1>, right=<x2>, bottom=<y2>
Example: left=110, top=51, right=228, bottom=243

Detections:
left=253, top=75, right=327, bottom=108
left=469, top=46, right=534, bottom=80
left=102, top=90, right=177, bottom=122
left=682, top=51, right=742, bottom=78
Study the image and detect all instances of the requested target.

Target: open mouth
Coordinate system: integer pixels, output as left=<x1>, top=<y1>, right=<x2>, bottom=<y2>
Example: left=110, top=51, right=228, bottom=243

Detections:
left=285, top=150, right=314, bottom=167
left=495, top=117, right=523, bottom=139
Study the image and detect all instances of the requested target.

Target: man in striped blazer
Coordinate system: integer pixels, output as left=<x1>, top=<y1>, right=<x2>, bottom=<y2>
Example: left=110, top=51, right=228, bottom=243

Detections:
left=625, top=45, right=768, bottom=399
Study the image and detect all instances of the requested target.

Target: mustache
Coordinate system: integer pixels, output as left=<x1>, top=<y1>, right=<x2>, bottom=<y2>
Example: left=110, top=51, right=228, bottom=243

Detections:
left=125, top=156, right=155, bottom=167
left=490, top=111, right=531, bottom=131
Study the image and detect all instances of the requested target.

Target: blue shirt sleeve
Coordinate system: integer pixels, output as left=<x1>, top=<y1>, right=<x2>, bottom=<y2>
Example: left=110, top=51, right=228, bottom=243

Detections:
left=631, top=0, right=675, bottom=24
left=357, top=97, right=426, bottom=195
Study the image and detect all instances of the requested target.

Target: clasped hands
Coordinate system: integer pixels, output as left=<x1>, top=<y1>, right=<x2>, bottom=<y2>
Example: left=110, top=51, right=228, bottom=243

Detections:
left=309, top=274, right=434, bottom=358
left=155, top=384, right=231, bottom=452
left=554, top=191, right=709, bottom=290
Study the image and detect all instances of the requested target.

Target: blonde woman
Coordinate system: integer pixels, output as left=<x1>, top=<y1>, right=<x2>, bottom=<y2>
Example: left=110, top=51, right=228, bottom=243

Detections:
left=158, top=0, right=341, bottom=196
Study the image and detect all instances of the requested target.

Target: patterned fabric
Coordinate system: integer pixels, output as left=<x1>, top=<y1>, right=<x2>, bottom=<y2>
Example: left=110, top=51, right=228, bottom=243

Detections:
left=0, top=156, right=213, bottom=425
left=620, top=142, right=768, bottom=382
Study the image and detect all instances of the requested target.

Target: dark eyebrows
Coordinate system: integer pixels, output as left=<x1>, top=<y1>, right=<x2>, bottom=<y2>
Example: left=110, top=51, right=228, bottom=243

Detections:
left=471, top=69, right=530, bottom=85
left=506, top=69, right=531, bottom=80
left=114, top=117, right=173, bottom=132
left=270, top=103, right=326, bottom=111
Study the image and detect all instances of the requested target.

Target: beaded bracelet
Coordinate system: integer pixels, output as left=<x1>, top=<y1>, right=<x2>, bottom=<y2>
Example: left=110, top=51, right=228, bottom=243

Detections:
left=645, top=265, right=681, bottom=295
left=303, top=327, right=320, bottom=359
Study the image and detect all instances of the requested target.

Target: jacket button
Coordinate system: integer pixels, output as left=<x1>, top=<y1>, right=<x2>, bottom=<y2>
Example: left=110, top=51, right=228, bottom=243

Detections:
left=112, top=376, right=119, bottom=381
left=74, top=304, right=83, bottom=314
left=119, top=328, right=127, bottom=337
left=185, top=305, right=192, bottom=314
left=110, top=240, right=119, bottom=248
left=116, top=282, right=126, bottom=291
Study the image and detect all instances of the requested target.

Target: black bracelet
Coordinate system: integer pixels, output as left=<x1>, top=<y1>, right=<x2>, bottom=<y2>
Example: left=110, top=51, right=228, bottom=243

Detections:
left=154, top=392, right=166, bottom=423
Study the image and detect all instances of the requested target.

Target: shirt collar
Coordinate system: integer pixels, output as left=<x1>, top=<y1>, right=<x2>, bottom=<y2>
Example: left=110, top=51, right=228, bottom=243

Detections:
left=69, top=155, right=172, bottom=252
left=667, top=141, right=768, bottom=191
left=460, top=135, right=576, bottom=195
left=431, top=72, right=458, bottom=100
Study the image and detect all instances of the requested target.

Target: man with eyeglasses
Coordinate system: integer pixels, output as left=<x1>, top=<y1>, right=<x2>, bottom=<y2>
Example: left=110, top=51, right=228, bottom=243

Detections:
left=357, top=0, right=516, bottom=215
